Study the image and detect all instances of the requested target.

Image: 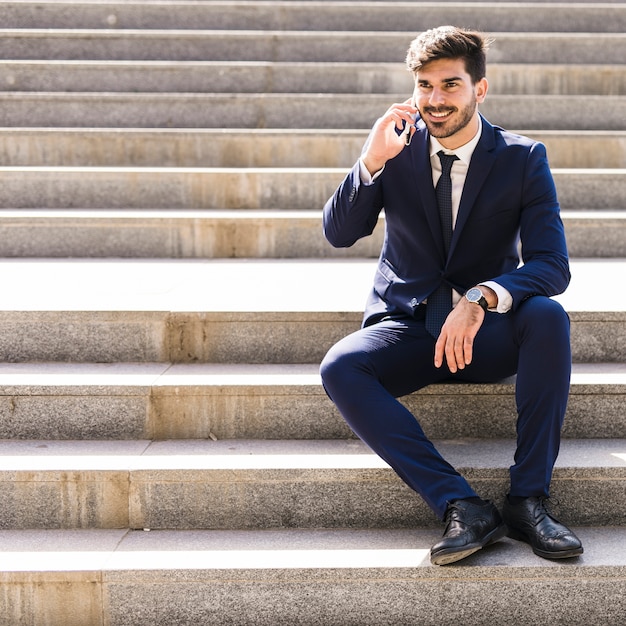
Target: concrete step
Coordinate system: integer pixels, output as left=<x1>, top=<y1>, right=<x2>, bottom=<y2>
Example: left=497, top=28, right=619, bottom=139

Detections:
left=1, top=129, right=624, bottom=169
left=4, top=1, right=626, bottom=33
left=0, top=209, right=623, bottom=259
left=1, top=526, right=625, bottom=626
left=2, top=30, right=625, bottom=64
left=0, top=258, right=623, bottom=363
left=0, top=437, right=624, bottom=529
left=1, top=61, right=624, bottom=96
left=0, top=209, right=384, bottom=258
left=0, top=362, right=623, bottom=441
left=1, top=92, right=625, bottom=130
left=0, top=167, right=622, bottom=210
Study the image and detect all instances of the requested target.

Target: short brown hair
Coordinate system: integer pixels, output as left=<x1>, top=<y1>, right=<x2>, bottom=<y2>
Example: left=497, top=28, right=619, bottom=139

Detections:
left=405, top=26, right=491, bottom=84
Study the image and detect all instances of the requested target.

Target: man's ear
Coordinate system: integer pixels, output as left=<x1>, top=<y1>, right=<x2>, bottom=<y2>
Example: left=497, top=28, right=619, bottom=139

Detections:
left=475, top=77, right=488, bottom=104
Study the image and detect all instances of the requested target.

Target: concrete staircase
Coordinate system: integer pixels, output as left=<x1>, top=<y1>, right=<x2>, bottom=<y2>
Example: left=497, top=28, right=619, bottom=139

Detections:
left=0, top=1, right=625, bottom=624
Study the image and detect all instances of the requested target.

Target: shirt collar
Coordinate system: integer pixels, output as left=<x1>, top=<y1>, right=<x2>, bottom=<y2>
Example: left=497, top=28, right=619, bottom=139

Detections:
left=429, top=115, right=483, bottom=166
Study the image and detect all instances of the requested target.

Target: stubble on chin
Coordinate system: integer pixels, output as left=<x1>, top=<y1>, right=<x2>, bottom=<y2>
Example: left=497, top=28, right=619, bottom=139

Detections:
left=421, top=100, right=477, bottom=139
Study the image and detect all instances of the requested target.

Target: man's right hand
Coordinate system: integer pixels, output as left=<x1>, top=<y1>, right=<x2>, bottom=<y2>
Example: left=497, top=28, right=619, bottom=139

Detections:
left=362, top=99, right=418, bottom=176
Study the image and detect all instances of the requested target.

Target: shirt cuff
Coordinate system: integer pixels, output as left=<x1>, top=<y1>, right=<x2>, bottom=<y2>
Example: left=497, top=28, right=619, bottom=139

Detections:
left=359, top=158, right=384, bottom=185
left=480, top=281, right=513, bottom=313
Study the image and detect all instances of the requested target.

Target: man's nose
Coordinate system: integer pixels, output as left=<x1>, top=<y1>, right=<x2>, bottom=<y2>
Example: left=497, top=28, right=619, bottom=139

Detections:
left=429, top=88, right=446, bottom=106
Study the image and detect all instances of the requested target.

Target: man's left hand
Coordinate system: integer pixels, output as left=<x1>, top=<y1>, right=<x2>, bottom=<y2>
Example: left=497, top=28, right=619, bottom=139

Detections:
left=433, top=287, right=496, bottom=372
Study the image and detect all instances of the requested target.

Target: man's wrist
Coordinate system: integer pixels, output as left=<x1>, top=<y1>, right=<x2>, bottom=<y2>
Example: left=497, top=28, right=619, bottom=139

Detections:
left=362, top=153, right=386, bottom=177
left=465, top=287, right=489, bottom=311
left=476, top=285, right=498, bottom=310
left=465, top=285, right=498, bottom=311
left=359, top=157, right=385, bottom=185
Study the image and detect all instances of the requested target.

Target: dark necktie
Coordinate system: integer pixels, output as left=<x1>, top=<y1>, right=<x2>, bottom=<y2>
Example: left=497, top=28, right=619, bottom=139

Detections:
left=425, top=151, right=458, bottom=338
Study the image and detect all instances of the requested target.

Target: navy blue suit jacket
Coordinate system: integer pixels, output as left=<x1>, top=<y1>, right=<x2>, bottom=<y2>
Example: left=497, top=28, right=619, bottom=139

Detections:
left=323, top=115, right=570, bottom=327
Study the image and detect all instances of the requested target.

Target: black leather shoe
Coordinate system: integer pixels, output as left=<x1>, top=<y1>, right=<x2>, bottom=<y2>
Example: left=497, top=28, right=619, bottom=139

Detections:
left=502, top=496, right=583, bottom=559
left=430, top=499, right=507, bottom=566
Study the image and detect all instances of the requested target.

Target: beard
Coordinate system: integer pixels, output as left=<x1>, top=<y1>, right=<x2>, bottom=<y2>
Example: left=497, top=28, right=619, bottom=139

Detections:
left=421, top=96, right=477, bottom=139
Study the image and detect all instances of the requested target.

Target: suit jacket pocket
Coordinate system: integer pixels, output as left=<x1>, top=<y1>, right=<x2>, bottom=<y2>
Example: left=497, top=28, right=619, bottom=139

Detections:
left=374, top=259, right=400, bottom=298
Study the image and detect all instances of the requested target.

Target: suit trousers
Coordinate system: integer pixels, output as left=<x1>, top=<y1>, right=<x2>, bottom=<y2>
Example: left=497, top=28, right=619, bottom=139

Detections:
left=319, top=296, right=571, bottom=519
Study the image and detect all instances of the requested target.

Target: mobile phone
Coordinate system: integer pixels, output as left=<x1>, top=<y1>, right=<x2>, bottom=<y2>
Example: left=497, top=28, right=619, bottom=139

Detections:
left=403, top=112, right=418, bottom=146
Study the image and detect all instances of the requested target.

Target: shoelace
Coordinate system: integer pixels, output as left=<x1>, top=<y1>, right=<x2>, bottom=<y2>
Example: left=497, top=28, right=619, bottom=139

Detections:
left=443, top=502, right=465, bottom=530
left=534, top=496, right=562, bottom=523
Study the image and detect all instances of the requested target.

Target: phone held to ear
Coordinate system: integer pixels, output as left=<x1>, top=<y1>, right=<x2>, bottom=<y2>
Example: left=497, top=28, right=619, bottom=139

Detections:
left=403, top=112, right=419, bottom=146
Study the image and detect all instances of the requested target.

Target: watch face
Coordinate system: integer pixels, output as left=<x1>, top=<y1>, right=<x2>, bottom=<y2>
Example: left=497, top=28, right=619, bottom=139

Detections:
left=466, top=287, right=482, bottom=302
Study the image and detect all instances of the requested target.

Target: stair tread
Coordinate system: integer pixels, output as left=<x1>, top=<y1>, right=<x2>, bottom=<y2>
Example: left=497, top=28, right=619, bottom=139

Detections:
left=0, top=526, right=623, bottom=576
left=0, top=258, right=623, bottom=314
left=0, top=166, right=621, bottom=211
left=3, top=31, right=625, bottom=69
left=0, top=128, right=624, bottom=169
left=5, top=1, right=626, bottom=33
left=0, top=208, right=621, bottom=259
left=0, top=208, right=623, bottom=218
left=0, top=361, right=623, bottom=390
left=1, top=60, right=623, bottom=96
left=0, top=438, right=623, bottom=473
left=0, top=93, right=624, bottom=131
left=2, top=165, right=625, bottom=172
left=0, top=361, right=621, bottom=442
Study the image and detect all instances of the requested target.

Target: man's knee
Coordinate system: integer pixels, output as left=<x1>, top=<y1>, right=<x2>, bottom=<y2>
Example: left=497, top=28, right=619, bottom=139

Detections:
left=320, top=341, right=358, bottom=397
left=319, top=346, right=340, bottom=390
left=517, top=296, right=569, bottom=328
left=515, top=296, right=570, bottom=351
left=320, top=331, right=379, bottom=403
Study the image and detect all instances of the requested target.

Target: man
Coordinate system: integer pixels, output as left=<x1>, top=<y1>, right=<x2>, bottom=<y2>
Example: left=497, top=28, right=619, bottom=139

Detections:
left=320, top=26, right=583, bottom=565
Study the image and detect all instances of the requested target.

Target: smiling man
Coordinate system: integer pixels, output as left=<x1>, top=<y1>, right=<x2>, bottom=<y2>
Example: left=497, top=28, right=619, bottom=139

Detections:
left=320, top=26, right=583, bottom=565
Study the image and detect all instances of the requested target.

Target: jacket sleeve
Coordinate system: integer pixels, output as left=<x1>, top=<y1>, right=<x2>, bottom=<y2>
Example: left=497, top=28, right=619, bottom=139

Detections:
left=322, top=160, right=384, bottom=248
left=492, top=141, right=571, bottom=309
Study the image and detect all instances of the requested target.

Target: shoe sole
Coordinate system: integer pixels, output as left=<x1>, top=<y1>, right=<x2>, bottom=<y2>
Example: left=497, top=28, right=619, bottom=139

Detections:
left=430, top=523, right=508, bottom=566
left=506, top=527, right=584, bottom=559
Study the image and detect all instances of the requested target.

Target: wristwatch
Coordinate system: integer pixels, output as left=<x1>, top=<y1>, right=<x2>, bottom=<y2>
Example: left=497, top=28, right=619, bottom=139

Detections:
left=465, top=287, right=488, bottom=312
